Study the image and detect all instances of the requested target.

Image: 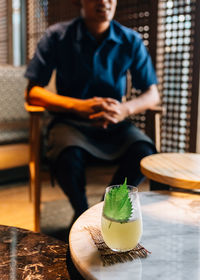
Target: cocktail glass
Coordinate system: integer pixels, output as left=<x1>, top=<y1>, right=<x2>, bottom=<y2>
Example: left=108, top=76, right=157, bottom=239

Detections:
left=101, top=185, right=143, bottom=252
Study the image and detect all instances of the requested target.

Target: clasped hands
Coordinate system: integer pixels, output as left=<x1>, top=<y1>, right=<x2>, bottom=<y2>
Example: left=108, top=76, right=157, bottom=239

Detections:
left=75, top=96, right=130, bottom=129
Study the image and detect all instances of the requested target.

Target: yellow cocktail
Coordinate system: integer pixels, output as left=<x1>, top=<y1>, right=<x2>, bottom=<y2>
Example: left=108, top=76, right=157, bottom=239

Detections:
left=101, top=180, right=142, bottom=252
left=101, top=215, right=142, bottom=252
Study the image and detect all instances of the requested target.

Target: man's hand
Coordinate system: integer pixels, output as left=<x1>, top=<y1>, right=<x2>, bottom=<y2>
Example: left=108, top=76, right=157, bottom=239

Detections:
left=74, top=97, right=120, bottom=120
left=89, top=84, right=160, bottom=128
left=89, top=100, right=130, bottom=128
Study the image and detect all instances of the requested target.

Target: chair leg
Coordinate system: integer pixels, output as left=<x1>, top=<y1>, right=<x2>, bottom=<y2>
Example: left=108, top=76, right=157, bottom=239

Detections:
left=29, top=161, right=41, bottom=232
left=29, top=113, right=42, bottom=232
left=150, top=180, right=170, bottom=191
left=34, top=173, right=41, bottom=232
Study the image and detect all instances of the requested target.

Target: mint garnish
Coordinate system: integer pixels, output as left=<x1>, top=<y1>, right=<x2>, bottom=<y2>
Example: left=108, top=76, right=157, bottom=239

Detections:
left=103, top=178, right=132, bottom=222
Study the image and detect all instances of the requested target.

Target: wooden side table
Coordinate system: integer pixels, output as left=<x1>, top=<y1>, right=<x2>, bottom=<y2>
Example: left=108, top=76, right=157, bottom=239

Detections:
left=140, top=153, right=200, bottom=190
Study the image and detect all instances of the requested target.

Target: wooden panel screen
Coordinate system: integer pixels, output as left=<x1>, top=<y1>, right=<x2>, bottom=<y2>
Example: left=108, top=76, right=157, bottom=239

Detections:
left=0, top=0, right=7, bottom=63
left=0, top=0, right=12, bottom=64
left=47, top=0, right=80, bottom=26
left=156, top=0, right=199, bottom=152
left=26, top=0, right=80, bottom=61
left=26, top=0, right=48, bottom=61
left=115, top=0, right=158, bottom=134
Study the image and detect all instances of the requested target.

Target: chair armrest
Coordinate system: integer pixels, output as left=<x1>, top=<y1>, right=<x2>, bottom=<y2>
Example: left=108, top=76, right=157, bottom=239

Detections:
left=24, top=102, right=45, bottom=114
left=24, top=102, right=45, bottom=159
left=147, top=105, right=165, bottom=115
left=24, top=103, right=45, bottom=157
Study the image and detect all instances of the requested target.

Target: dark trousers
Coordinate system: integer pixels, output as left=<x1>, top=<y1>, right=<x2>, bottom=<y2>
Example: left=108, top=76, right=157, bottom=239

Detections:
left=53, top=141, right=156, bottom=217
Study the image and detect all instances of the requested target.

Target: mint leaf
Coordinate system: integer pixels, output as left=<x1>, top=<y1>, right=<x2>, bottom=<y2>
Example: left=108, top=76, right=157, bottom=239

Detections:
left=103, top=178, right=132, bottom=222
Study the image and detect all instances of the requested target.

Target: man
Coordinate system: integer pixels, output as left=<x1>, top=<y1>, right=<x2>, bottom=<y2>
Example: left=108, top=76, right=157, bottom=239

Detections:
left=25, top=0, right=160, bottom=220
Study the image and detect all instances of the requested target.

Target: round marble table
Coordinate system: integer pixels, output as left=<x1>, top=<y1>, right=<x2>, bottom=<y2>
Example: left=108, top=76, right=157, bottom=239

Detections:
left=69, top=191, right=200, bottom=280
left=0, top=225, right=70, bottom=279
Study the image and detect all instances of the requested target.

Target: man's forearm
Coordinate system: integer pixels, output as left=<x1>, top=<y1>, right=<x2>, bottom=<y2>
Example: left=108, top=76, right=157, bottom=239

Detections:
left=125, top=84, right=160, bottom=116
left=25, top=85, right=77, bottom=113
left=25, top=84, right=121, bottom=122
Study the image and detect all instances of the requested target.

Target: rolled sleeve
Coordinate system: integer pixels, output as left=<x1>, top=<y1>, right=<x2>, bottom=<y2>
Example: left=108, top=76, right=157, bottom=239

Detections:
left=25, top=29, right=56, bottom=86
left=130, top=36, right=158, bottom=91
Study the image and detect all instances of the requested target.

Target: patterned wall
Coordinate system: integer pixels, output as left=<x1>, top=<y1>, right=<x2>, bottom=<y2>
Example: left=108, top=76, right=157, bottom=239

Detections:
left=26, top=0, right=80, bottom=61
left=156, top=0, right=198, bottom=152
left=0, top=0, right=9, bottom=64
left=115, top=0, right=158, bottom=134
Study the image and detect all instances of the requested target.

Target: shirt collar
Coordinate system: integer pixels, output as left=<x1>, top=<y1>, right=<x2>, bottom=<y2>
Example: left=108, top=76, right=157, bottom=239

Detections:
left=108, top=21, right=122, bottom=44
left=75, top=18, right=122, bottom=44
left=76, top=18, right=84, bottom=42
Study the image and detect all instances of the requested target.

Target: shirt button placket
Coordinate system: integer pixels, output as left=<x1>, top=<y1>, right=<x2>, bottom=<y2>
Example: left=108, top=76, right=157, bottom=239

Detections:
left=93, top=50, right=99, bottom=79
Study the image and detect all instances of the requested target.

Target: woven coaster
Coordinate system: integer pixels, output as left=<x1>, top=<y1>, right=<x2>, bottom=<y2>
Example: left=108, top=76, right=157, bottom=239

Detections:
left=85, top=226, right=151, bottom=266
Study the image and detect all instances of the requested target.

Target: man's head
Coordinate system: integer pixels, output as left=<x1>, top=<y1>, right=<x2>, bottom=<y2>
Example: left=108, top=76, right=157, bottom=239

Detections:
left=73, top=0, right=117, bottom=24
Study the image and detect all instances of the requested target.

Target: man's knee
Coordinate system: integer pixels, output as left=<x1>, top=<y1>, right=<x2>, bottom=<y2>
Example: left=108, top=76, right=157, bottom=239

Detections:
left=138, top=141, right=156, bottom=156
left=127, top=141, right=157, bottom=160
left=55, top=146, right=86, bottom=171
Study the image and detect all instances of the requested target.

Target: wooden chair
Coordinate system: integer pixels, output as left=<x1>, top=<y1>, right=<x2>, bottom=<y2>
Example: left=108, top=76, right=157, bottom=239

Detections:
left=25, top=101, right=163, bottom=232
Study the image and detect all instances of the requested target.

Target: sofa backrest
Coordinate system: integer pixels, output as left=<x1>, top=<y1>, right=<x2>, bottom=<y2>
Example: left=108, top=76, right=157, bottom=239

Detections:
left=0, top=65, right=29, bottom=144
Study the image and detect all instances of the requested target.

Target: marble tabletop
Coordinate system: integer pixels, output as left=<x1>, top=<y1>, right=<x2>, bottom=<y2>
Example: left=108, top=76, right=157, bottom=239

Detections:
left=0, top=225, right=70, bottom=280
left=69, top=191, right=200, bottom=280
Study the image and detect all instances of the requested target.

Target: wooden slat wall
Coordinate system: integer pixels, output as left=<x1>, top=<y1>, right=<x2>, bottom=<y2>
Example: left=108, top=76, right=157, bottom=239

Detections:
left=26, top=0, right=48, bottom=61
left=0, top=0, right=12, bottom=64
left=47, top=0, right=80, bottom=26
left=26, top=0, right=80, bottom=62
left=156, top=0, right=199, bottom=152
left=0, top=0, right=8, bottom=63
left=190, top=0, right=200, bottom=152
left=115, top=0, right=159, bottom=134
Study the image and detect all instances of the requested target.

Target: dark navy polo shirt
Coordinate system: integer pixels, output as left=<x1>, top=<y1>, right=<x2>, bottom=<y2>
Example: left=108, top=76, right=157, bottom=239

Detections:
left=25, top=17, right=158, bottom=101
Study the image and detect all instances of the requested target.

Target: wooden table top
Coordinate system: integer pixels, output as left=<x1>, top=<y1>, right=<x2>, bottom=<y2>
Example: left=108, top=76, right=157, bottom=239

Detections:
left=140, top=153, right=200, bottom=189
left=69, top=191, right=200, bottom=280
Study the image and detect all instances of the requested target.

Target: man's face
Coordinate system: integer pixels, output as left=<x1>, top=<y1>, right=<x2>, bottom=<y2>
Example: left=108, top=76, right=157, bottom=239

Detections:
left=81, top=0, right=117, bottom=23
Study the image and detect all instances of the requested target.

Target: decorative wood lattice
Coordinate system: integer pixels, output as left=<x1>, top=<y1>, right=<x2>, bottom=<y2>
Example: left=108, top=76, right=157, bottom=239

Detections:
left=156, top=0, right=197, bottom=152
left=26, top=0, right=80, bottom=61
left=115, top=0, right=158, bottom=134
left=0, top=0, right=11, bottom=64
